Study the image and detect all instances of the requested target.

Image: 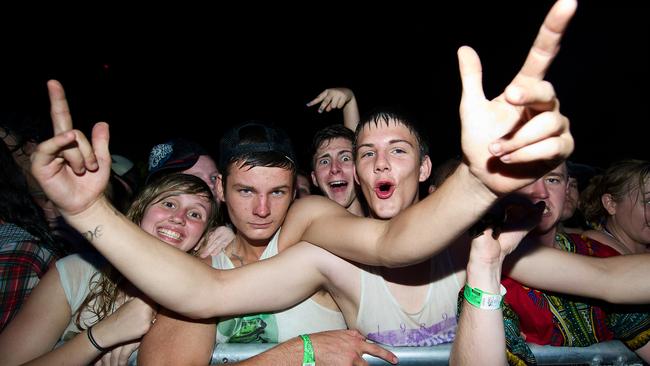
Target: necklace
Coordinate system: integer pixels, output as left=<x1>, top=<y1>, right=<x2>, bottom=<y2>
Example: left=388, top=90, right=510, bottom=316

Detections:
left=228, top=242, right=246, bottom=267
left=602, top=224, right=617, bottom=240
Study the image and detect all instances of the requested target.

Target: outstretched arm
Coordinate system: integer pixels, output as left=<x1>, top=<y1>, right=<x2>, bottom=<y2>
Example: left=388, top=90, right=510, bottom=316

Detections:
left=507, top=244, right=650, bottom=304
left=238, top=330, right=397, bottom=365
left=32, top=81, right=334, bottom=318
left=281, top=0, right=576, bottom=268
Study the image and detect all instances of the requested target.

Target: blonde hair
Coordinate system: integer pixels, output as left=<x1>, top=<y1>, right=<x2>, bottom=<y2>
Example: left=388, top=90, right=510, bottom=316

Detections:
left=76, top=173, right=219, bottom=328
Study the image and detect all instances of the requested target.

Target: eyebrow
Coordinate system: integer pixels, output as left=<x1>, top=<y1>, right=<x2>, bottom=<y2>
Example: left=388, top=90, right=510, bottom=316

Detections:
left=231, top=184, right=291, bottom=192
left=358, top=139, right=415, bottom=149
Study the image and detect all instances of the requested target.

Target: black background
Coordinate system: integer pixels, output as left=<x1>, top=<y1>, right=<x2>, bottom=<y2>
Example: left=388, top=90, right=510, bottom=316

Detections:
left=2, top=1, right=647, bottom=172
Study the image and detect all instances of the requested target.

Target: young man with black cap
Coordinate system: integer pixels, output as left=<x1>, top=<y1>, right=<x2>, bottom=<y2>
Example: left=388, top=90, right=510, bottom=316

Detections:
left=138, top=121, right=389, bottom=365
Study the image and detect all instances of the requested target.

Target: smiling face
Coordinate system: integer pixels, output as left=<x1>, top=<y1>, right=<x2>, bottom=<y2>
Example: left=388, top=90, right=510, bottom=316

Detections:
left=139, top=192, right=212, bottom=252
left=218, top=163, right=293, bottom=246
left=311, top=137, right=358, bottom=209
left=354, top=120, right=431, bottom=219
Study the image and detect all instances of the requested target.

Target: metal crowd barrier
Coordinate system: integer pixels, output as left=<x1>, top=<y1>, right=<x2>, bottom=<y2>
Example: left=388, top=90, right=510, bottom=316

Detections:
left=210, top=341, right=643, bottom=365
left=129, top=340, right=644, bottom=365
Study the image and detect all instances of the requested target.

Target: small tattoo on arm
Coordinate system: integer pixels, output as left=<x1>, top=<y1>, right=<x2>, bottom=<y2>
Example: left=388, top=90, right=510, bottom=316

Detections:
left=82, top=225, right=103, bottom=242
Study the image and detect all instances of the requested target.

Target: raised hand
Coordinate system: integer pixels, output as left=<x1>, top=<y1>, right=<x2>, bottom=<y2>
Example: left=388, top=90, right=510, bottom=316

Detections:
left=30, top=80, right=112, bottom=217
left=459, top=0, right=577, bottom=196
left=307, top=87, right=356, bottom=113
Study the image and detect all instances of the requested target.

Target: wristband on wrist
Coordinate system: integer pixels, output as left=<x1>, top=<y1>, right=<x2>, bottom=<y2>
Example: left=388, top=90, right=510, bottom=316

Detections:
left=86, top=326, right=108, bottom=352
left=300, top=334, right=315, bottom=366
left=463, top=283, right=507, bottom=310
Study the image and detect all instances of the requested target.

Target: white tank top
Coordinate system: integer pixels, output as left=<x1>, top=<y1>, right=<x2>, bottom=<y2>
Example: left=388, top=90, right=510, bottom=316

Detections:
left=355, top=248, right=461, bottom=346
left=212, top=229, right=347, bottom=343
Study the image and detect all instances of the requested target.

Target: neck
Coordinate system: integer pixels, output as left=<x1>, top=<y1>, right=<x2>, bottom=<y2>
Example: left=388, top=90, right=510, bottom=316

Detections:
left=347, top=197, right=365, bottom=217
left=605, top=220, right=644, bottom=254
left=233, top=233, right=273, bottom=262
left=535, top=227, right=559, bottom=248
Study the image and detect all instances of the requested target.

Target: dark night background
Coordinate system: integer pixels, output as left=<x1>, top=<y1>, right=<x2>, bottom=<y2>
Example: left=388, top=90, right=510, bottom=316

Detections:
left=2, top=1, right=648, bottom=173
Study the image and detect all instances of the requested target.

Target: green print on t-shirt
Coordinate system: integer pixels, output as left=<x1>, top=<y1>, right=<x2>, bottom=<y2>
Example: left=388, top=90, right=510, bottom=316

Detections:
left=218, top=314, right=279, bottom=343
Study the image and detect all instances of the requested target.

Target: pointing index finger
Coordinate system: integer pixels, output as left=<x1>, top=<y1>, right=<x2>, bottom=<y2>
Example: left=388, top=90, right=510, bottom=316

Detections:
left=516, top=0, right=577, bottom=81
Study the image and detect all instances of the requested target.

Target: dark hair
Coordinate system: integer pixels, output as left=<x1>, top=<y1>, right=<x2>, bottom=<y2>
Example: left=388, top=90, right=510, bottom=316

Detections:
left=0, top=140, right=64, bottom=256
left=310, top=124, right=355, bottom=170
left=354, top=109, right=430, bottom=163
left=219, top=122, right=297, bottom=189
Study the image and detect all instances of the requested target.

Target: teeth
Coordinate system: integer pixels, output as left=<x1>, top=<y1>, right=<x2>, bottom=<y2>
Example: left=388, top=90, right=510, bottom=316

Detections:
left=158, top=228, right=181, bottom=240
left=543, top=206, right=550, bottom=214
left=329, top=181, right=347, bottom=188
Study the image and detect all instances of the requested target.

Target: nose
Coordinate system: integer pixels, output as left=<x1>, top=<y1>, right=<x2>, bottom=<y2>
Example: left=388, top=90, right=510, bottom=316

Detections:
left=526, top=179, right=549, bottom=200
left=168, top=210, right=186, bottom=225
left=329, top=159, right=341, bottom=175
left=253, top=194, right=271, bottom=218
left=374, top=151, right=390, bottom=173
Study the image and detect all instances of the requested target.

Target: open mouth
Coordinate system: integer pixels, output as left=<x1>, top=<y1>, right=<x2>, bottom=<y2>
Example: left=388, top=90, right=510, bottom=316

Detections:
left=328, top=180, right=349, bottom=193
left=158, top=228, right=183, bottom=242
left=374, top=181, right=395, bottom=199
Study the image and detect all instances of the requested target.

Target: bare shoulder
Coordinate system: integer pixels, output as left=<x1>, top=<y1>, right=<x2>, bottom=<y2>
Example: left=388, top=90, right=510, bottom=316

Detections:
left=280, top=196, right=351, bottom=250
left=288, top=195, right=348, bottom=217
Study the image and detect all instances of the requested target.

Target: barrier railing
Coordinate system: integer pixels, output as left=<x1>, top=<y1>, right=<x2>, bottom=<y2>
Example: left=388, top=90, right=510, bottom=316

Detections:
left=209, top=341, right=644, bottom=365
left=128, top=340, right=644, bottom=365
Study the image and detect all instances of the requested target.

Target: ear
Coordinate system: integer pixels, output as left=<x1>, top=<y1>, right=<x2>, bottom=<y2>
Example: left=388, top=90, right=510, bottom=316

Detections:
left=216, top=174, right=226, bottom=203
left=311, top=171, right=319, bottom=188
left=418, top=155, right=432, bottom=183
left=601, top=193, right=617, bottom=215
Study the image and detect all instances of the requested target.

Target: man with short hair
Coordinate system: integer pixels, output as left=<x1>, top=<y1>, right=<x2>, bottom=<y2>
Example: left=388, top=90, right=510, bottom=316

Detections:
left=310, top=124, right=365, bottom=216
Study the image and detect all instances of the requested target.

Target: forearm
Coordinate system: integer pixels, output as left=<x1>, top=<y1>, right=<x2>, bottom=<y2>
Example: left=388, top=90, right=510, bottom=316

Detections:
left=450, top=257, right=506, bottom=366
left=236, top=337, right=302, bottom=365
left=20, top=329, right=107, bottom=366
left=342, top=95, right=360, bottom=131
left=63, top=197, right=219, bottom=317
left=290, top=164, right=496, bottom=268
left=508, top=245, right=650, bottom=304
left=378, top=163, right=497, bottom=267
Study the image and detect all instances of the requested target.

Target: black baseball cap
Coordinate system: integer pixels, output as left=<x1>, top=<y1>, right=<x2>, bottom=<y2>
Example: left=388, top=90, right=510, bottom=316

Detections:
left=218, top=121, right=296, bottom=169
left=147, top=138, right=208, bottom=183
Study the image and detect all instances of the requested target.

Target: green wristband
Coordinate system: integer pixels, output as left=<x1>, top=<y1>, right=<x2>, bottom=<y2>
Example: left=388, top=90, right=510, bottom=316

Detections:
left=463, top=284, right=506, bottom=310
left=300, top=334, right=315, bottom=366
